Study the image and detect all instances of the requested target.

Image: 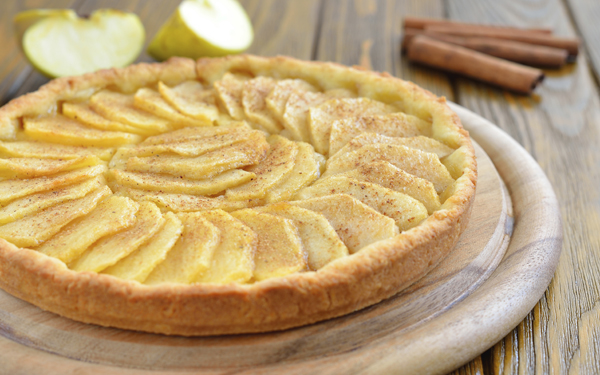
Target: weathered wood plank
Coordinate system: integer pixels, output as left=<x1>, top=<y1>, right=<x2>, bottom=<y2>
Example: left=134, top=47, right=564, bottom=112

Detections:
left=240, top=0, right=321, bottom=59
left=565, top=0, right=600, bottom=81
left=315, top=0, right=453, bottom=99
left=448, top=0, right=600, bottom=374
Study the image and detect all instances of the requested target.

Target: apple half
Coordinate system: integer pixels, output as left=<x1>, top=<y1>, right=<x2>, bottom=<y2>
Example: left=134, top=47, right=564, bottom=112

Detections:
left=148, top=0, right=254, bottom=61
left=20, top=9, right=145, bottom=78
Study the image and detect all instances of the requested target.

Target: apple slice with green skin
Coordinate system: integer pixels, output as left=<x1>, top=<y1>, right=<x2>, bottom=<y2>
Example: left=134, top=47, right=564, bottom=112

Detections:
left=148, top=0, right=253, bottom=61
left=21, top=9, right=144, bottom=78
left=14, top=9, right=75, bottom=45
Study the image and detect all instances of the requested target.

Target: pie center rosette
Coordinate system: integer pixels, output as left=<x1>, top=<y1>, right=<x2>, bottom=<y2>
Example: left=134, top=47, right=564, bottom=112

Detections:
left=0, top=55, right=476, bottom=335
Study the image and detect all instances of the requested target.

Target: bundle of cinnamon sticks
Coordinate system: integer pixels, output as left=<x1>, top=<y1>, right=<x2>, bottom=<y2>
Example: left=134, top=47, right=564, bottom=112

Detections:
left=402, top=17, right=580, bottom=94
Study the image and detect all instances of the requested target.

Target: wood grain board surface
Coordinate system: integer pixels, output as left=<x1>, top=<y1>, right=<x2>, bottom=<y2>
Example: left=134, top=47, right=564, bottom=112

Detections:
left=0, top=105, right=550, bottom=375
left=0, top=0, right=597, bottom=373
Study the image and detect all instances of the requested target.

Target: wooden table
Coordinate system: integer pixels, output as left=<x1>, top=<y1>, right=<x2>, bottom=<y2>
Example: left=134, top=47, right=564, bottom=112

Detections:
left=1, top=0, right=598, bottom=373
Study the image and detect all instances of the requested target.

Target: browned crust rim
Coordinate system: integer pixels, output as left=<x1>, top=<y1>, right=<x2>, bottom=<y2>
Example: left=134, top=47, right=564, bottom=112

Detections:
left=0, top=55, right=477, bottom=336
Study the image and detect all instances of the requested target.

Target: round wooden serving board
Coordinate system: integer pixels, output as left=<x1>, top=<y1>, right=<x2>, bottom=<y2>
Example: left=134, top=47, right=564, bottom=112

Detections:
left=0, top=104, right=562, bottom=375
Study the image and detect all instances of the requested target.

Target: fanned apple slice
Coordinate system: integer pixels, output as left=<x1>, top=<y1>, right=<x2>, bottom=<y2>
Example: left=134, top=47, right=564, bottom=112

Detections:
left=309, top=98, right=396, bottom=155
left=90, top=90, right=171, bottom=134
left=108, top=146, right=132, bottom=170
left=331, top=134, right=454, bottom=160
left=295, top=176, right=427, bottom=231
left=226, top=135, right=298, bottom=200
left=62, top=102, right=146, bottom=135
left=102, top=212, right=183, bottom=282
left=324, top=144, right=454, bottom=193
left=134, top=87, right=210, bottom=128
left=257, top=203, right=348, bottom=270
left=144, top=212, right=220, bottom=285
left=289, top=194, right=398, bottom=253
left=36, top=196, right=139, bottom=264
left=0, top=141, right=114, bottom=161
left=0, top=186, right=110, bottom=248
left=282, top=89, right=353, bottom=143
left=337, top=161, right=441, bottom=214
left=265, top=79, right=317, bottom=121
left=242, top=76, right=282, bottom=133
left=231, top=209, right=305, bottom=281
left=158, top=81, right=219, bottom=124
left=328, top=112, right=431, bottom=155
left=115, top=186, right=261, bottom=212
left=126, top=132, right=269, bottom=179
left=0, top=155, right=102, bottom=179
left=0, top=175, right=104, bottom=224
left=24, top=115, right=141, bottom=146
left=71, top=202, right=164, bottom=272
left=141, top=125, right=246, bottom=145
left=118, top=129, right=257, bottom=158
left=441, top=146, right=473, bottom=180
left=214, top=72, right=251, bottom=120
left=0, top=165, right=106, bottom=205
left=196, top=209, right=256, bottom=284
left=111, top=169, right=255, bottom=195
left=265, top=142, right=321, bottom=203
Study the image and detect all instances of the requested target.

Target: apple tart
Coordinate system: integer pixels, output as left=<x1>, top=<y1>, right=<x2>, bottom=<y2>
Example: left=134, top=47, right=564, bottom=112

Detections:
left=0, top=55, right=476, bottom=335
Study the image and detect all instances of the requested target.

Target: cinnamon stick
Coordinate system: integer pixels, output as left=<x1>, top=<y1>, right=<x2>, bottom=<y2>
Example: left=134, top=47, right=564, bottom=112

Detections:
left=425, top=24, right=579, bottom=57
left=403, top=28, right=569, bottom=68
left=407, top=35, right=544, bottom=94
left=404, top=16, right=553, bottom=35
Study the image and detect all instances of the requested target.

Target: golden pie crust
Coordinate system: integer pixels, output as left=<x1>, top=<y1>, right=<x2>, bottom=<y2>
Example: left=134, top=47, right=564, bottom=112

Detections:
left=0, top=55, right=476, bottom=336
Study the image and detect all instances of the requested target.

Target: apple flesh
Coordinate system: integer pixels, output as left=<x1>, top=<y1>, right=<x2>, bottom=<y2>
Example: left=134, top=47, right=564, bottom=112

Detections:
left=148, top=0, right=253, bottom=61
left=21, top=9, right=145, bottom=78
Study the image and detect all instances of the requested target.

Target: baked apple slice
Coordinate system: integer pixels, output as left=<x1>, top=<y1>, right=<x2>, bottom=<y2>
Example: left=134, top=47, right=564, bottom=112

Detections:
left=196, top=209, right=256, bottom=284
left=0, top=154, right=103, bottom=179
left=0, top=140, right=113, bottom=161
left=242, top=76, right=282, bottom=133
left=24, top=115, right=141, bottom=146
left=158, top=81, right=219, bottom=123
left=265, top=141, right=322, bottom=203
left=226, top=135, right=298, bottom=200
left=330, top=133, right=454, bottom=161
left=295, top=176, right=428, bottom=231
left=0, top=165, right=106, bottom=204
left=290, top=194, right=398, bottom=253
left=336, top=161, right=441, bottom=214
left=62, top=102, right=146, bottom=135
left=71, top=202, right=164, bottom=272
left=36, top=195, right=139, bottom=263
left=115, top=186, right=260, bottom=212
left=324, top=144, right=454, bottom=193
left=0, top=186, right=110, bottom=248
left=111, top=169, right=255, bottom=195
left=214, top=72, right=251, bottom=120
left=257, top=203, right=348, bottom=270
left=120, top=129, right=257, bottom=158
left=103, top=212, right=183, bottom=282
left=141, top=124, right=248, bottom=145
left=231, top=209, right=305, bottom=281
left=144, top=212, right=220, bottom=284
left=308, top=97, right=395, bottom=155
left=328, top=112, right=430, bottom=155
left=126, top=132, right=269, bottom=179
left=265, top=79, right=317, bottom=122
left=0, top=175, right=104, bottom=224
left=90, top=91, right=171, bottom=135
left=281, top=89, right=354, bottom=143
left=133, top=88, right=209, bottom=128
